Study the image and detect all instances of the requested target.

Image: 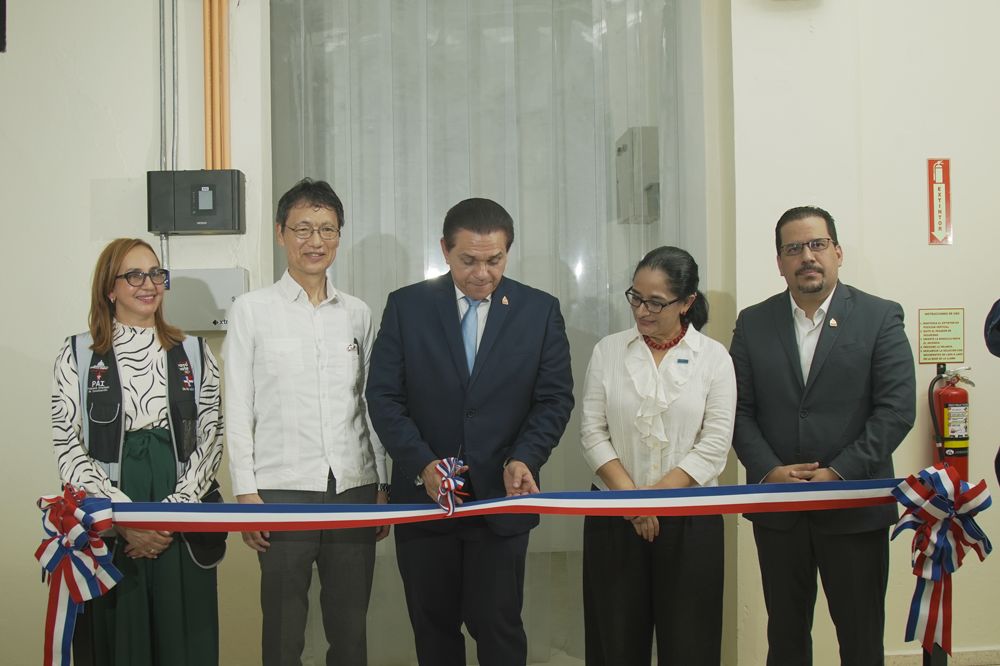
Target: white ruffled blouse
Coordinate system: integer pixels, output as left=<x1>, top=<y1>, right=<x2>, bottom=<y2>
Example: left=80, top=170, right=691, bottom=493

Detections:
left=580, top=325, right=736, bottom=489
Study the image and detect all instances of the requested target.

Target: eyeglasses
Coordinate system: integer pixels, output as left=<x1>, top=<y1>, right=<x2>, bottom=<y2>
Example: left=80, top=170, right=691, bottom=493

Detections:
left=625, top=289, right=682, bottom=314
left=779, top=237, right=834, bottom=257
left=286, top=224, right=341, bottom=241
left=115, top=268, right=170, bottom=287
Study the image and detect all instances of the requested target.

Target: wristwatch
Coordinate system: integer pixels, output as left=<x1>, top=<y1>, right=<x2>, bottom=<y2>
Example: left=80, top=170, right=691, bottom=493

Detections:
left=377, top=483, right=391, bottom=495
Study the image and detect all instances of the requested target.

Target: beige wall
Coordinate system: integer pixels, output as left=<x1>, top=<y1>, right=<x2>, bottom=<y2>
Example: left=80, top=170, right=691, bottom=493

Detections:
left=731, top=0, right=1000, bottom=663
left=0, top=1, right=271, bottom=662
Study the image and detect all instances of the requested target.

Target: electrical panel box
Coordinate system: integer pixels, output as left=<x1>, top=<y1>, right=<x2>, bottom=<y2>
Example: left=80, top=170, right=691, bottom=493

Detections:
left=615, top=127, right=660, bottom=224
left=148, top=169, right=246, bottom=235
left=163, top=268, right=249, bottom=331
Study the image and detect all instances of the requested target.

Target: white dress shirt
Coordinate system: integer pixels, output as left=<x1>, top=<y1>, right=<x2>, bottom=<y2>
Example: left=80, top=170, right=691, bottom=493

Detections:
left=581, top=325, right=736, bottom=489
left=790, top=288, right=836, bottom=382
left=224, top=271, right=386, bottom=496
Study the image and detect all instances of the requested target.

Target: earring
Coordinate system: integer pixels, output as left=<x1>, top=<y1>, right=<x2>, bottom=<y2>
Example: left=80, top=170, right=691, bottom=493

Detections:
left=109, top=296, right=116, bottom=304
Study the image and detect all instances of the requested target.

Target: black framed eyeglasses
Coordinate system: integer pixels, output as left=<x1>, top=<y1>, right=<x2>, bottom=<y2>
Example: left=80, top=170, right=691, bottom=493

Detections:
left=779, top=237, right=834, bottom=257
left=287, top=224, right=341, bottom=241
left=625, top=289, right=682, bottom=314
left=115, top=268, right=170, bottom=287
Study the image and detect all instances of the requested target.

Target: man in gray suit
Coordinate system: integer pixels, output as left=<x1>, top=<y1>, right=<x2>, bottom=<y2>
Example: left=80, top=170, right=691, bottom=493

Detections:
left=731, top=206, right=915, bottom=666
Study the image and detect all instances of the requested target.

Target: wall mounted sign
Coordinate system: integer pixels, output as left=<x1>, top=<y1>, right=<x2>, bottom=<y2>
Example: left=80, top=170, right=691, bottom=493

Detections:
left=927, top=158, right=952, bottom=245
left=918, top=308, right=964, bottom=364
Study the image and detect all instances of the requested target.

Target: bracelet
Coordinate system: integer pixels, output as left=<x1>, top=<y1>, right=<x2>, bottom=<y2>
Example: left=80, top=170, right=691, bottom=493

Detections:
left=377, top=483, right=391, bottom=495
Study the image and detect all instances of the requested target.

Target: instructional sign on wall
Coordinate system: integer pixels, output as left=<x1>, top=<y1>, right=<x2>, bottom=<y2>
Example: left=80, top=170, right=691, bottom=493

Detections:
left=918, top=308, right=964, bottom=364
left=927, top=158, right=952, bottom=245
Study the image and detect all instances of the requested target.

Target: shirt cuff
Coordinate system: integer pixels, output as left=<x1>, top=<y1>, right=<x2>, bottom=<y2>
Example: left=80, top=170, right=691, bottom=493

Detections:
left=581, top=440, right=619, bottom=474
left=230, top=469, right=259, bottom=497
left=676, top=455, right=717, bottom=487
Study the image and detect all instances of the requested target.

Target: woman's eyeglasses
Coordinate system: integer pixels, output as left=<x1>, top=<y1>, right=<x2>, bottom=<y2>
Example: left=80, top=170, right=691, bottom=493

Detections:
left=115, top=268, right=170, bottom=287
left=625, top=289, right=682, bottom=314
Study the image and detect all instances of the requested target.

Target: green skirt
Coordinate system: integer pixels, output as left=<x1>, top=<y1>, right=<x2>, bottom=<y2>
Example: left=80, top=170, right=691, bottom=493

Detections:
left=72, top=428, right=219, bottom=666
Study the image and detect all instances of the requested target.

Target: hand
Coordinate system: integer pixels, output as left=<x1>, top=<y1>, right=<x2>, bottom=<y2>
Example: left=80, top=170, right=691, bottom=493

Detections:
left=118, top=526, right=173, bottom=559
left=807, top=467, right=841, bottom=482
left=374, top=489, right=391, bottom=542
left=763, top=462, right=820, bottom=483
left=420, top=460, right=469, bottom=504
left=503, top=460, right=540, bottom=496
left=236, top=493, right=270, bottom=552
left=625, top=515, right=659, bottom=542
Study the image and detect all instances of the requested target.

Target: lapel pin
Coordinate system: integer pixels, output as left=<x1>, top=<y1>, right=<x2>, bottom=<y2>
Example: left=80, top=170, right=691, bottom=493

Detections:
left=501, top=296, right=509, bottom=306
left=829, top=318, right=838, bottom=328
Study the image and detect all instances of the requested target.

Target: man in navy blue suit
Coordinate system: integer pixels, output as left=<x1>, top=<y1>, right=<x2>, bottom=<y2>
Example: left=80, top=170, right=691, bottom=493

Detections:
left=366, top=198, right=574, bottom=666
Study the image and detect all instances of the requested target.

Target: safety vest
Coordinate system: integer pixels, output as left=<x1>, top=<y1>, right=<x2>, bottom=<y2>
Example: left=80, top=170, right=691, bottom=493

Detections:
left=72, top=332, right=203, bottom=485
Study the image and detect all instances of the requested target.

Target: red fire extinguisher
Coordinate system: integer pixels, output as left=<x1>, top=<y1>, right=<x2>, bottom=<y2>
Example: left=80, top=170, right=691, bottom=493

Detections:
left=928, top=364, right=974, bottom=482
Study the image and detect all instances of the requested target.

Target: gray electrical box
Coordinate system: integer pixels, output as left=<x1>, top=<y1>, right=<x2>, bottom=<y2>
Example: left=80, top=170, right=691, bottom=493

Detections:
left=163, top=268, right=249, bottom=331
left=148, top=169, right=246, bottom=235
left=615, top=127, right=660, bottom=224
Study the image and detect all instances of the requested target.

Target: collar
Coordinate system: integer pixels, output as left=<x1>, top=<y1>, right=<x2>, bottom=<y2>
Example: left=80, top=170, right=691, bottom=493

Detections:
left=626, top=323, right=702, bottom=352
left=789, top=286, right=836, bottom=323
left=453, top=283, right=492, bottom=304
left=112, top=319, right=156, bottom=334
left=277, top=270, right=338, bottom=305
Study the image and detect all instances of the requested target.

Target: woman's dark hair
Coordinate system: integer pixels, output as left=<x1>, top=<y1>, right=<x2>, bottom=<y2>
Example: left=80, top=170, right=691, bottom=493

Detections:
left=275, top=178, right=345, bottom=229
left=633, top=246, right=709, bottom=330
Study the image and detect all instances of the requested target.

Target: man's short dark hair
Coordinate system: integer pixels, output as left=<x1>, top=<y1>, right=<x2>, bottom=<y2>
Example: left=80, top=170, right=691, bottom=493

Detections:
left=774, top=205, right=838, bottom=255
left=276, top=178, right=345, bottom=229
left=442, top=198, right=515, bottom=250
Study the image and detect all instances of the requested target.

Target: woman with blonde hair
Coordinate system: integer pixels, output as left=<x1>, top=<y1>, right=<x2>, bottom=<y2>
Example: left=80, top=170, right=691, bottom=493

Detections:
left=51, top=238, right=224, bottom=665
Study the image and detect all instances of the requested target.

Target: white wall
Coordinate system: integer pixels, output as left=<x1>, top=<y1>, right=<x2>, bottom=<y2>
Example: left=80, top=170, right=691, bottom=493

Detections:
left=0, top=2, right=271, bottom=662
left=732, top=1, right=1000, bottom=663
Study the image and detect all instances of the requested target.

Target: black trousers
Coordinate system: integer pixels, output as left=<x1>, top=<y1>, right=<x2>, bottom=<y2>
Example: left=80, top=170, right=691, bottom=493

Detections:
left=583, top=513, right=724, bottom=666
left=753, top=520, right=889, bottom=666
left=394, top=519, right=530, bottom=666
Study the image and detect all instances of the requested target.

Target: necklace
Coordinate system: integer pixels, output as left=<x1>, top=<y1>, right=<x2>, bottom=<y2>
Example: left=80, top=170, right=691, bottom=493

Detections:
left=643, top=324, right=688, bottom=352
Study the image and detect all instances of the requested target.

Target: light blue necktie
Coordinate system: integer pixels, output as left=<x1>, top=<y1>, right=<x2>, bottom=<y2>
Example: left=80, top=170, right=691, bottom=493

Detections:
left=461, top=296, right=481, bottom=373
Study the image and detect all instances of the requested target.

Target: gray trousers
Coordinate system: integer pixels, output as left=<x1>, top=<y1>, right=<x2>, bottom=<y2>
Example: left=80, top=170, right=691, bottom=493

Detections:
left=258, top=479, right=377, bottom=666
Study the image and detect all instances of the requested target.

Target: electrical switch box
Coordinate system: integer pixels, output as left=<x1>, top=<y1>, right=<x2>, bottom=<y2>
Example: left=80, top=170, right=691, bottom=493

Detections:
left=162, top=267, right=249, bottom=331
left=615, top=127, right=660, bottom=224
left=148, top=169, right=246, bottom=235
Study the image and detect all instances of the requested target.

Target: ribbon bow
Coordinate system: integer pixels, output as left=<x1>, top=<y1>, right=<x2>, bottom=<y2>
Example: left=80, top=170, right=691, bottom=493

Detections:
left=891, top=464, right=992, bottom=655
left=35, top=485, right=123, bottom=666
left=435, top=457, right=469, bottom=516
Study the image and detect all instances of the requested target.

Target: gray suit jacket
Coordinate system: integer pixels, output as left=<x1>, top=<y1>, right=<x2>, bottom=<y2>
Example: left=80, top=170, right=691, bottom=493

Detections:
left=730, top=282, right=916, bottom=533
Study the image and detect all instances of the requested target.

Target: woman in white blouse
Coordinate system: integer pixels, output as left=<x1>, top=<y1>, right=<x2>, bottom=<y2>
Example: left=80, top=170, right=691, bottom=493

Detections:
left=581, top=246, right=736, bottom=665
left=51, top=238, right=224, bottom=665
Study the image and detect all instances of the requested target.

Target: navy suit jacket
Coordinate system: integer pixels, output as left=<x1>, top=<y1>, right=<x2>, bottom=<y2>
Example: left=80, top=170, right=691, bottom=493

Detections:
left=366, top=274, right=574, bottom=536
left=730, top=282, right=916, bottom=533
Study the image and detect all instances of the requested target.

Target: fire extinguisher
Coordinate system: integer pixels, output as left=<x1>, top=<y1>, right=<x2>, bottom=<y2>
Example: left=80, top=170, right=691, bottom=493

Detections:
left=928, top=363, right=974, bottom=482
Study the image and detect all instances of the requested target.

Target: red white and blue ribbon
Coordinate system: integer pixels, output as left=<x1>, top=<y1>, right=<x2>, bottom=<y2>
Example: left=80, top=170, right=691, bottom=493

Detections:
left=109, top=478, right=899, bottom=532
left=42, top=470, right=991, bottom=665
left=891, top=464, right=992, bottom=655
left=35, top=485, right=122, bottom=666
left=434, top=457, right=469, bottom=516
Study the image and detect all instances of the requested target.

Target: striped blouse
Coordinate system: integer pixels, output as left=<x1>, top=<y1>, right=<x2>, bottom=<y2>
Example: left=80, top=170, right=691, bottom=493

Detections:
left=51, top=322, right=223, bottom=503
